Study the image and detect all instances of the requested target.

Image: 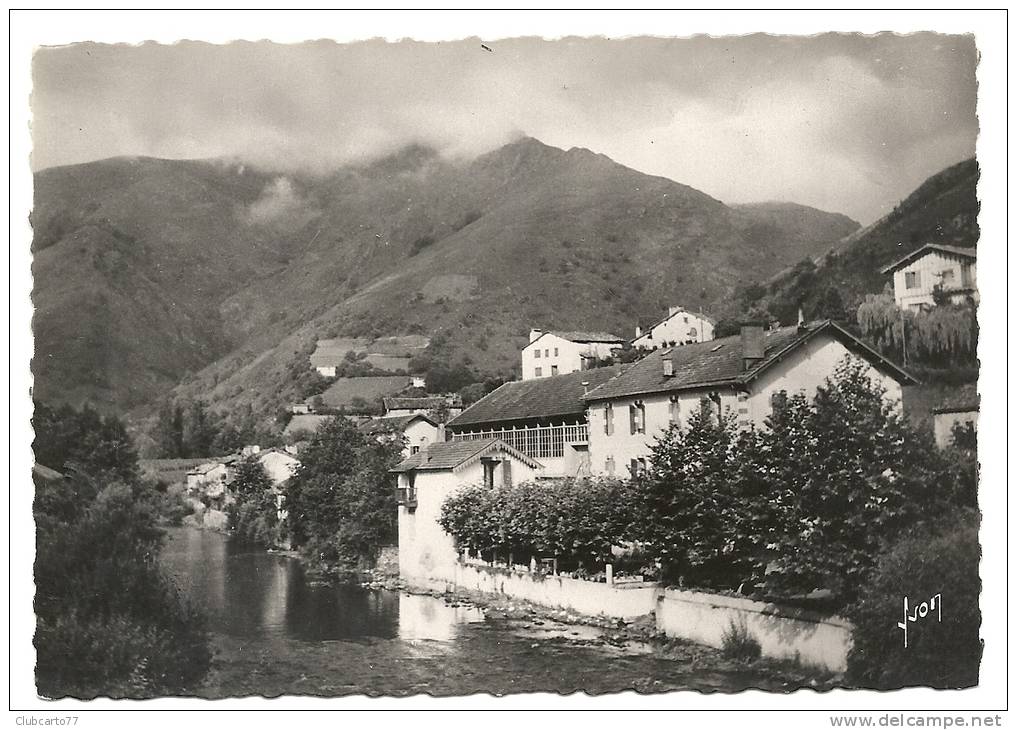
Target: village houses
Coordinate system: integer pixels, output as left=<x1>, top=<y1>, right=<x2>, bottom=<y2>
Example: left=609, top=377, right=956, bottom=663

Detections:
left=383, top=395, right=464, bottom=420
left=632, top=306, right=715, bottom=349
left=395, top=320, right=917, bottom=588
left=879, top=243, right=977, bottom=311
left=583, top=320, right=916, bottom=476
left=521, top=329, right=625, bottom=380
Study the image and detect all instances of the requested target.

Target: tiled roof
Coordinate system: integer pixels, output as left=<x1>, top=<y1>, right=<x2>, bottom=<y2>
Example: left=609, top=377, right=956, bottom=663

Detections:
left=932, top=383, right=979, bottom=414
left=879, top=243, right=976, bottom=274
left=383, top=396, right=457, bottom=411
left=318, top=376, right=412, bottom=409
left=584, top=320, right=917, bottom=402
left=639, top=307, right=716, bottom=335
left=358, top=413, right=436, bottom=435
left=390, top=438, right=542, bottom=473
left=446, top=366, right=624, bottom=429
left=546, top=330, right=625, bottom=344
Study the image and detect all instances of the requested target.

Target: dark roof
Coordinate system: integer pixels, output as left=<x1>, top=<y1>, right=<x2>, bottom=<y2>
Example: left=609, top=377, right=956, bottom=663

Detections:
left=932, top=384, right=980, bottom=414
left=318, top=376, right=412, bottom=409
left=390, top=438, right=542, bottom=473
left=879, top=244, right=976, bottom=274
left=358, top=413, right=436, bottom=435
left=446, top=366, right=624, bottom=429
left=584, top=320, right=917, bottom=402
left=383, top=396, right=457, bottom=411
left=541, top=330, right=625, bottom=344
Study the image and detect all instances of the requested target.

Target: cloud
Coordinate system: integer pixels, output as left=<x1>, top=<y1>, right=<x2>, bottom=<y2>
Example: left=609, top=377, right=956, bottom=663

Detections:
left=244, top=177, right=317, bottom=230
left=30, top=34, right=977, bottom=223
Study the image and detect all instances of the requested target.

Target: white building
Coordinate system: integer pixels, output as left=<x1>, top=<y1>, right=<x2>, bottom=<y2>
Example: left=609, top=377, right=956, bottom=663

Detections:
left=879, top=243, right=977, bottom=312
left=521, top=330, right=625, bottom=380
left=931, top=384, right=979, bottom=450
left=256, top=449, right=301, bottom=486
left=445, top=366, right=623, bottom=478
left=358, top=413, right=441, bottom=457
left=633, top=306, right=715, bottom=349
left=392, top=439, right=544, bottom=588
left=583, top=321, right=917, bottom=477
left=382, top=396, right=464, bottom=420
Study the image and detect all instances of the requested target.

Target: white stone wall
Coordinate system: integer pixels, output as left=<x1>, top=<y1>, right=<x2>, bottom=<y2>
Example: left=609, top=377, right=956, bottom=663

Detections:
left=258, top=451, right=300, bottom=485
left=402, top=420, right=440, bottom=456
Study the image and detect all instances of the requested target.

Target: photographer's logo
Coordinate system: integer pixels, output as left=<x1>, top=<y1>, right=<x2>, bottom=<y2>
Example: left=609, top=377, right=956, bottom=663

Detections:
left=897, top=593, right=941, bottom=648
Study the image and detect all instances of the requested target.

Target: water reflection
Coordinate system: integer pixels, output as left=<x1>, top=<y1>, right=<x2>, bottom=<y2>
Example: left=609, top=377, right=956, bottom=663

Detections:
left=161, top=528, right=481, bottom=644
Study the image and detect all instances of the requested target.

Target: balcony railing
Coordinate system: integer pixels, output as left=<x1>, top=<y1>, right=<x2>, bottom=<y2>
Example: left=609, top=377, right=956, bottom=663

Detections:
left=450, top=423, right=588, bottom=460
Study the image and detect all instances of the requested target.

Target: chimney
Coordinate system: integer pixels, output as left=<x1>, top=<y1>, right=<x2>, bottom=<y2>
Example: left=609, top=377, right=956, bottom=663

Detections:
left=797, top=307, right=805, bottom=327
left=740, top=322, right=765, bottom=371
left=635, top=325, right=642, bottom=338
left=419, top=441, right=430, bottom=463
left=662, top=357, right=674, bottom=377
left=529, top=328, right=543, bottom=343
left=581, top=380, right=590, bottom=395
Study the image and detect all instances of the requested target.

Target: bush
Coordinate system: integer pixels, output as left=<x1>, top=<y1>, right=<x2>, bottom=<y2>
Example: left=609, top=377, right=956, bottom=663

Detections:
left=846, top=516, right=982, bottom=688
left=440, top=477, right=639, bottom=572
left=720, top=619, right=762, bottom=662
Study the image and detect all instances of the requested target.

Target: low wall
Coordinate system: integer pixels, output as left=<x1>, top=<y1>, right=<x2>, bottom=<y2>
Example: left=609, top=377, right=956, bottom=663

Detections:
left=656, top=589, right=852, bottom=673
left=450, top=562, right=659, bottom=619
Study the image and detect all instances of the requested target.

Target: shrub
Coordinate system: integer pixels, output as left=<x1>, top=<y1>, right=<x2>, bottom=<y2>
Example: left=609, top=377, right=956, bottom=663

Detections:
left=846, top=516, right=982, bottom=688
left=720, top=619, right=762, bottom=662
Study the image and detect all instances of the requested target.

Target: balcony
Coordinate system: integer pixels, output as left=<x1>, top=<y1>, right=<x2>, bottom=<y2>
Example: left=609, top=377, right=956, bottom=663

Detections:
left=394, top=486, right=417, bottom=511
left=450, top=423, right=588, bottom=459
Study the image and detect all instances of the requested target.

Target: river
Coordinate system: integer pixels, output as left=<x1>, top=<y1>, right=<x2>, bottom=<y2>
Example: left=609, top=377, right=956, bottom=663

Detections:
left=161, top=527, right=808, bottom=697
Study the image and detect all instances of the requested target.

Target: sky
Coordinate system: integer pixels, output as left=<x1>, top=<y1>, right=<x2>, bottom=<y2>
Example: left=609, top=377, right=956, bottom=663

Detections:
left=31, top=33, right=977, bottom=224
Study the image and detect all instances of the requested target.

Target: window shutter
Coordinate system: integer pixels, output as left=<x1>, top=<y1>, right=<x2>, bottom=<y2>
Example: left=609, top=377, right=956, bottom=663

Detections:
left=629, top=404, right=637, bottom=435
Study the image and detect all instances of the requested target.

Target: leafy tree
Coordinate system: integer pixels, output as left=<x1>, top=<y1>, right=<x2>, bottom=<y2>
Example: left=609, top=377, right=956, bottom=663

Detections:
left=285, top=417, right=402, bottom=570
left=33, top=402, right=140, bottom=485
left=226, top=458, right=281, bottom=546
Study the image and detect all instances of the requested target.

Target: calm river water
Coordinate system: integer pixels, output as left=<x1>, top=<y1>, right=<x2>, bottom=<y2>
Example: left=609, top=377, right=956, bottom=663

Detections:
left=161, top=527, right=799, bottom=697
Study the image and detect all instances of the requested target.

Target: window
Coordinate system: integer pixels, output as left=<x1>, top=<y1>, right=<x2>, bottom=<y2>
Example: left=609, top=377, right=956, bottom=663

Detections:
left=410, top=445, right=420, bottom=455
left=551, top=365, right=559, bottom=375
left=605, top=456, right=615, bottom=476
left=770, top=390, right=787, bottom=411
left=689, top=327, right=697, bottom=339
left=668, top=395, right=681, bottom=424
left=554, top=347, right=559, bottom=357
left=483, top=460, right=496, bottom=488
left=941, top=269, right=956, bottom=283
left=534, top=349, right=541, bottom=358
left=629, top=401, right=646, bottom=434
left=544, top=348, right=550, bottom=357
left=683, top=316, right=688, bottom=323
left=629, top=458, right=646, bottom=477
left=905, top=271, right=921, bottom=289
left=534, top=367, right=543, bottom=377
left=604, top=403, right=614, bottom=435
left=502, top=460, right=512, bottom=487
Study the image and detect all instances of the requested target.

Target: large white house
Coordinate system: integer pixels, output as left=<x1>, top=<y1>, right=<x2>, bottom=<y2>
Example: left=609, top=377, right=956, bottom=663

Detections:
left=632, top=306, right=715, bottom=349
left=879, top=243, right=977, bottom=311
left=392, top=439, right=543, bottom=588
left=583, top=320, right=917, bottom=477
left=444, top=365, right=623, bottom=478
left=521, top=330, right=625, bottom=380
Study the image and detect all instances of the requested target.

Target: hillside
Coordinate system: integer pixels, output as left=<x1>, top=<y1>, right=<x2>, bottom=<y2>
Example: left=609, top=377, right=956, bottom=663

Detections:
left=718, top=158, right=979, bottom=326
left=31, top=137, right=859, bottom=421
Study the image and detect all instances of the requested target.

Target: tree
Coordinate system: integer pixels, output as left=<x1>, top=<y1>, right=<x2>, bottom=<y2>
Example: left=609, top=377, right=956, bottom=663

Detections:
left=284, top=417, right=403, bottom=570
left=33, top=402, right=140, bottom=485
left=226, top=458, right=280, bottom=546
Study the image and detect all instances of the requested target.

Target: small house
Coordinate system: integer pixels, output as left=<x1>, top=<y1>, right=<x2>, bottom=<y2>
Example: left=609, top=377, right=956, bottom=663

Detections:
left=879, top=244, right=977, bottom=311
left=358, top=413, right=441, bottom=457
left=633, top=306, right=715, bottom=349
left=521, top=329, right=625, bottom=380
left=382, top=395, right=463, bottom=420
left=931, top=384, right=979, bottom=449
left=392, top=439, right=544, bottom=587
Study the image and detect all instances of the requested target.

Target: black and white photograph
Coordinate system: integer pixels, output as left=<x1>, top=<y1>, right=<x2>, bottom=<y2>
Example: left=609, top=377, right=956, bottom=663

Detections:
left=9, top=9, right=1009, bottom=720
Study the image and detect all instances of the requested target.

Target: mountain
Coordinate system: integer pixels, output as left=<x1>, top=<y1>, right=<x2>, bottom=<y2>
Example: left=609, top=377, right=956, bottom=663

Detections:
left=720, top=158, right=978, bottom=326
left=31, top=137, right=859, bottom=419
